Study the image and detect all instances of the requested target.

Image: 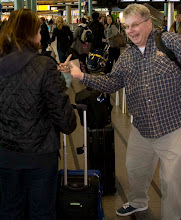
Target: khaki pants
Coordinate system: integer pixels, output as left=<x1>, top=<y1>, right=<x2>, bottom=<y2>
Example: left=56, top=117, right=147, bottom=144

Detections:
left=126, top=126, right=181, bottom=220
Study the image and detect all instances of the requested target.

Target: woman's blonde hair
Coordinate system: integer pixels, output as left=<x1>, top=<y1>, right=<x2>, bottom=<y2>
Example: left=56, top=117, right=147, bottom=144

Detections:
left=56, top=16, right=64, bottom=30
left=123, top=4, right=150, bottom=21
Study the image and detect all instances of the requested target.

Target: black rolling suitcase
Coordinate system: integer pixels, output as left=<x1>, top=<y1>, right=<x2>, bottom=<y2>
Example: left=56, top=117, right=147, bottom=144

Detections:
left=88, top=124, right=116, bottom=195
left=56, top=104, right=104, bottom=220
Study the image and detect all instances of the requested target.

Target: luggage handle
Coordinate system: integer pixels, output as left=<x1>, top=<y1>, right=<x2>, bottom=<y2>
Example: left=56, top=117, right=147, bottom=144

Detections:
left=63, top=104, right=88, bottom=186
left=72, top=103, right=87, bottom=111
left=63, top=185, right=88, bottom=192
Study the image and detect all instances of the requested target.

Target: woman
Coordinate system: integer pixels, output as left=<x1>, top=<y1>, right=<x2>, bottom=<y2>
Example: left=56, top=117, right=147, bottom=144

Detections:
left=49, top=16, right=73, bottom=87
left=169, top=14, right=181, bottom=34
left=49, top=16, right=73, bottom=63
left=40, top=17, right=50, bottom=53
left=0, top=9, right=76, bottom=220
left=105, top=15, right=121, bottom=74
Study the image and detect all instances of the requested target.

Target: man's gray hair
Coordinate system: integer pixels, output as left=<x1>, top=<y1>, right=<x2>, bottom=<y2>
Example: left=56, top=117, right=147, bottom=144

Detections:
left=123, top=4, right=150, bottom=20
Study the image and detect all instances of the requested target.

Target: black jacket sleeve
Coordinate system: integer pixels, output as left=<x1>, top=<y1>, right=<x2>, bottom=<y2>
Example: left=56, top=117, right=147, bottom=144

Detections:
left=67, top=26, right=73, bottom=47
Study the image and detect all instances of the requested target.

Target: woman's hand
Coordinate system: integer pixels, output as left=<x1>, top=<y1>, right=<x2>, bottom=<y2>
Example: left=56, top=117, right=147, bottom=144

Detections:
left=58, top=54, right=84, bottom=80
left=58, top=54, right=72, bottom=73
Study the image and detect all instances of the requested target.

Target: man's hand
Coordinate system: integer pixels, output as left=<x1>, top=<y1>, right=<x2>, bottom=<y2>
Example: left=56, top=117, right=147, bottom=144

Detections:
left=70, top=61, right=84, bottom=80
left=58, top=54, right=72, bottom=73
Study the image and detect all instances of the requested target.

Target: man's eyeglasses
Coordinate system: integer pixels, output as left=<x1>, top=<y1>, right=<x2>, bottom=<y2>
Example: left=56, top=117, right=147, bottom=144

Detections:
left=124, top=19, right=149, bottom=30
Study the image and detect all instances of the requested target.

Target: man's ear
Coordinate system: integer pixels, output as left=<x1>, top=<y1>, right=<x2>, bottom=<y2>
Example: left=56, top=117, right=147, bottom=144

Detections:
left=148, top=19, right=152, bottom=30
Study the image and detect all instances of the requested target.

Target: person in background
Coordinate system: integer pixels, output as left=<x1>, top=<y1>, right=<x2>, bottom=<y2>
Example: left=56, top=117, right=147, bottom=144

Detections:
left=2, top=18, right=7, bottom=26
left=104, top=15, right=120, bottom=73
left=116, top=17, right=123, bottom=32
left=0, top=8, right=76, bottom=220
left=163, top=15, right=168, bottom=31
left=0, top=20, right=2, bottom=31
left=0, top=18, right=7, bottom=32
left=40, top=17, right=50, bottom=53
left=89, top=12, right=105, bottom=52
left=48, top=16, right=73, bottom=88
left=71, top=17, right=90, bottom=74
left=169, top=14, right=181, bottom=34
left=49, top=16, right=73, bottom=63
left=48, top=18, right=55, bottom=36
left=86, top=14, right=92, bottom=27
left=99, top=15, right=106, bottom=26
left=64, top=3, right=181, bottom=220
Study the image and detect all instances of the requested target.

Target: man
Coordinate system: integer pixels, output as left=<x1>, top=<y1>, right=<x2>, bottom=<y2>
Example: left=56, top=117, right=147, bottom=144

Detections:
left=40, top=17, right=50, bottom=53
left=169, top=14, right=181, bottom=34
left=71, top=17, right=90, bottom=74
left=61, top=3, right=181, bottom=220
left=99, top=15, right=106, bottom=26
left=88, top=12, right=105, bottom=52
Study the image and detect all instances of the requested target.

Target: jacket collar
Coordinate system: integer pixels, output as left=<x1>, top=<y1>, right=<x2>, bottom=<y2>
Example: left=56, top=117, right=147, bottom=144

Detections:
left=0, top=46, right=38, bottom=79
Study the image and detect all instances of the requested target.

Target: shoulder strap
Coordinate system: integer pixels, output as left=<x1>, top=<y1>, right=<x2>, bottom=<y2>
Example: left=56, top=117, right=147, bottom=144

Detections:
left=155, top=31, right=181, bottom=69
left=79, top=26, right=86, bottom=43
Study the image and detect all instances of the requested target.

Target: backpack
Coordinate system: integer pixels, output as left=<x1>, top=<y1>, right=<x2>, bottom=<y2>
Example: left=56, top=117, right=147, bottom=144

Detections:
left=80, top=26, right=92, bottom=43
left=155, top=31, right=181, bottom=69
left=87, top=48, right=104, bottom=71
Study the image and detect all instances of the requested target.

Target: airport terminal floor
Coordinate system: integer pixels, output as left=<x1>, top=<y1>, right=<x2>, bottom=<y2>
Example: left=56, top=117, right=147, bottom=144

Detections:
left=58, top=77, right=162, bottom=220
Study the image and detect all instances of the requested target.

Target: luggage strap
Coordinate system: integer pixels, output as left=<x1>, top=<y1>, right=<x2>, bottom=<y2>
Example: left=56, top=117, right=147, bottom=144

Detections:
left=90, top=53, right=106, bottom=61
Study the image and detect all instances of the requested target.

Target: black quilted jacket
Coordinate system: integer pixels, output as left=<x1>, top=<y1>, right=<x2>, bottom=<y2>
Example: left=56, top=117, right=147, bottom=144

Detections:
left=0, top=47, right=76, bottom=156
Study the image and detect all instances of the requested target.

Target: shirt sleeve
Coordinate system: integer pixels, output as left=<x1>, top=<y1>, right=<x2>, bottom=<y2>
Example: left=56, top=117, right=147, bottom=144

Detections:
left=82, top=56, right=125, bottom=93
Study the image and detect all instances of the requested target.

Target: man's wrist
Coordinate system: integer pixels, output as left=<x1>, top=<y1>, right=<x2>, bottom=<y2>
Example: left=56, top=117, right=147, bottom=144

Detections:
left=80, top=72, right=84, bottom=81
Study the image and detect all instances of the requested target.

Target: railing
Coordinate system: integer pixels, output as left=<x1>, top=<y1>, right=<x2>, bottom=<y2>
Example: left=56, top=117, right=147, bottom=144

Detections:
left=115, top=88, right=133, bottom=123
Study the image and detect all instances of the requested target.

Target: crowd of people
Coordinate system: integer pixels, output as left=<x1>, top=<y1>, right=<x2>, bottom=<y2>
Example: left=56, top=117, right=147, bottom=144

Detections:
left=0, top=4, right=181, bottom=220
left=8, top=12, right=124, bottom=88
left=37, top=12, right=127, bottom=77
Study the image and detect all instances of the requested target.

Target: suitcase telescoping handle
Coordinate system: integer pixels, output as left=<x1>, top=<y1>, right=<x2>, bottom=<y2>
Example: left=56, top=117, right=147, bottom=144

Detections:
left=63, top=104, right=88, bottom=189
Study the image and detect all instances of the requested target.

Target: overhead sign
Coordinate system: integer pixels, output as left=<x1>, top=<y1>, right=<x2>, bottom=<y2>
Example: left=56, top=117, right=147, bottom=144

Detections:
left=37, top=5, right=50, bottom=11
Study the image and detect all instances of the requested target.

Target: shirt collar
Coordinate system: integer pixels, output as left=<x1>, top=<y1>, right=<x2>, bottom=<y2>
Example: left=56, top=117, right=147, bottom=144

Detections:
left=130, top=30, right=158, bottom=50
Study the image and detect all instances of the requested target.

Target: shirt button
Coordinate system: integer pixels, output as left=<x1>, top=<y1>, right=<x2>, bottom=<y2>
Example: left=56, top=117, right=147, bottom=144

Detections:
left=148, top=99, right=151, bottom=102
left=146, top=84, right=149, bottom=87
left=145, top=71, right=147, bottom=73
left=151, top=114, right=154, bottom=117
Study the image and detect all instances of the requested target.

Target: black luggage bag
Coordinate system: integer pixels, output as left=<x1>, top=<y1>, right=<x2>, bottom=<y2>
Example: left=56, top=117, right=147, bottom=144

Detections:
left=87, top=48, right=104, bottom=71
left=56, top=104, right=104, bottom=220
left=75, top=87, right=112, bottom=129
left=88, top=124, right=116, bottom=195
left=87, top=44, right=109, bottom=72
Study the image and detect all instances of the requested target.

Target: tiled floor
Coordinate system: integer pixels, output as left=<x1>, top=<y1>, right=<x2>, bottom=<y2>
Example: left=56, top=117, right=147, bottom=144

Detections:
left=58, top=78, right=162, bottom=220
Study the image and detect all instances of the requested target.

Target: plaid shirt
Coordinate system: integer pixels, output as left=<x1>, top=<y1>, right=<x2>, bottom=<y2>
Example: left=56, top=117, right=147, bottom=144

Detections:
left=82, top=30, right=181, bottom=138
